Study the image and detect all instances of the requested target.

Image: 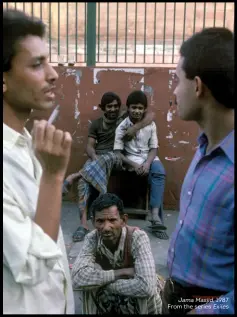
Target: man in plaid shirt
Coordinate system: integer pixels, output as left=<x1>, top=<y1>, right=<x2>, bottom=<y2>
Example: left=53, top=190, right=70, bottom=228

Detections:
left=72, top=193, right=162, bottom=314
left=163, top=28, right=234, bottom=314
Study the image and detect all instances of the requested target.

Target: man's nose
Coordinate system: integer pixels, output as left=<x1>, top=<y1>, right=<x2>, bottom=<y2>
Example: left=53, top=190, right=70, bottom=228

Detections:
left=46, top=64, right=59, bottom=83
left=102, top=220, right=111, bottom=232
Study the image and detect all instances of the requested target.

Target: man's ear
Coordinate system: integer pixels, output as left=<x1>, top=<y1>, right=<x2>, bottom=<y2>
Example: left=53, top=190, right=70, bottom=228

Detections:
left=194, top=76, right=204, bottom=98
left=121, top=214, right=128, bottom=225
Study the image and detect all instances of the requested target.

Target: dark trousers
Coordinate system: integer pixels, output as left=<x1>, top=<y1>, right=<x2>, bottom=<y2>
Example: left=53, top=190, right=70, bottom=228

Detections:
left=161, top=278, right=225, bottom=315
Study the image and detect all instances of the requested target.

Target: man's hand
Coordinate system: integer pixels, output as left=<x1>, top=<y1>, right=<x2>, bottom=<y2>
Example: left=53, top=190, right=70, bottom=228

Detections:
left=133, top=163, right=143, bottom=175
left=138, top=162, right=150, bottom=176
left=66, top=172, right=81, bottom=185
left=123, top=126, right=137, bottom=142
left=114, top=268, right=135, bottom=280
left=32, top=120, right=72, bottom=180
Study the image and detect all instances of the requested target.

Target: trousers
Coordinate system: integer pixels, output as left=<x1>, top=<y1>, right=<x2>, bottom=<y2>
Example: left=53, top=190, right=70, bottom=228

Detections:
left=148, top=160, right=166, bottom=223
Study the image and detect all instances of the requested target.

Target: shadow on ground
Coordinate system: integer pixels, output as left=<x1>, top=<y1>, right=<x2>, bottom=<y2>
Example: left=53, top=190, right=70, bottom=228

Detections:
left=61, top=201, right=179, bottom=314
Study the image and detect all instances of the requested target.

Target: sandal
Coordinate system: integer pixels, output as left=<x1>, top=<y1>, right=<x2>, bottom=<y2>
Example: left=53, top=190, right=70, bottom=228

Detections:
left=153, top=230, right=169, bottom=240
left=72, top=226, right=90, bottom=242
left=148, top=220, right=167, bottom=231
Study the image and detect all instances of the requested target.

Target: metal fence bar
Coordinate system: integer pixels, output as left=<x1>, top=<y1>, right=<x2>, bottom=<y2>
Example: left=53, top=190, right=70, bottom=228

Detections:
left=116, top=3, right=119, bottom=63
left=134, top=2, right=137, bottom=63
left=162, top=3, right=167, bottom=63
left=66, top=3, right=69, bottom=62
left=183, top=3, right=187, bottom=42
left=86, top=2, right=96, bottom=66
left=75, top=3, right=78, bottom=63
left=214, top=2, right=216, bottom=27
left=203, top=2, right=206, bottom=28
left=106, top=3, right=110, bottom=63
left=172, top=3, right=176, bottom=63
left=153, top=3, right=157, bottom=64
left=193, top=2, right=196, bottom=33
left=143, top=3, right=147, bottom=64
left=125, top=3, right=128, bottom=63
left=48, top=3, right=51, bottom=63
left=223, top=2, right=226, bottom=27
left=97, top=3, right=100, bottom=62
left=31, top=3, right=33, bottom=16
left=84, top=3, right=87, bottom=63
left=58, top=3, right=60, bottom=58
left=40, top=2, right=42, bottom=20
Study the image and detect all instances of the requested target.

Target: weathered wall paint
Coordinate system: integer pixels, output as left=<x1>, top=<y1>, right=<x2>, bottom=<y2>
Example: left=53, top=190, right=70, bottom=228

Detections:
left=26, top=67, right=199, bottom=210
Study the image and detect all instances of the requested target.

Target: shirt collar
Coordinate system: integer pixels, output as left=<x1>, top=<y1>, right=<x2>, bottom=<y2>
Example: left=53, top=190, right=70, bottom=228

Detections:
left=97, top=226, right=127, bottom=265
left=3, top=123, right=32, bottom=149
left=198, top=130, right=234, bottom=164
left=126, top=116, right=134, bottom=126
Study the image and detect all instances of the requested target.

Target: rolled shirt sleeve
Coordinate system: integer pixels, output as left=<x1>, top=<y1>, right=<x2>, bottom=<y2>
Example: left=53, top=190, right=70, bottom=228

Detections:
left=3, top=187, right=63, bottom=286
left=149, top=122, right=158, bottom=149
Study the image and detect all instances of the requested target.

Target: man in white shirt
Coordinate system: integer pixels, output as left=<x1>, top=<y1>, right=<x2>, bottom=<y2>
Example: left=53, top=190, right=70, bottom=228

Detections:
left=114, top=91, right=168, bottom=240
left=3, top=9, right=74, bottom=314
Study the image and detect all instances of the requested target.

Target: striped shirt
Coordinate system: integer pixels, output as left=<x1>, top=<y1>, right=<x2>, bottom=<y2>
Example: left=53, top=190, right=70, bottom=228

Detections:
left=167, top=130, right=234, bottom=314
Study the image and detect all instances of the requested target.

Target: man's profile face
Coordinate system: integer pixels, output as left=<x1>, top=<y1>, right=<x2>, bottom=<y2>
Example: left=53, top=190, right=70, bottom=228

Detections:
left=104, top=100, right=120, bottom=120
left=3, top=35, right=58, bottom=112
left=93, top=206, right=127, bottom=246
left=173, top=57, right=202, bottom=121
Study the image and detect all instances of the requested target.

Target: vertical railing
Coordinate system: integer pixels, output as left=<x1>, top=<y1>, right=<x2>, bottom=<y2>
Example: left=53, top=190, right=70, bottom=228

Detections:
left=86, top=2, right=96, bottom=66
left=3, top=2, right=234, bottom=66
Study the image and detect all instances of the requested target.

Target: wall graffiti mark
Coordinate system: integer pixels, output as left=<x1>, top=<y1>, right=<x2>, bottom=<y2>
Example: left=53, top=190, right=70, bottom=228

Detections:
left=93, top=68, right=144, bottom=84
left=74, top=99, right=80, bottom=120
left=167, top=110, right=173, bottom=122
left=166, top=131, right=173, bottom=139
left=179, top=140, right=190, bottom=144
left=165, top=157, right=181, bottom=161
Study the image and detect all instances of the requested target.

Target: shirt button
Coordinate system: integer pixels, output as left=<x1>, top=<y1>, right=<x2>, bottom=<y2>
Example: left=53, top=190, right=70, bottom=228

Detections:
left=188, top=191, right=192, bottom=196
left=179, top=220, right=183, bottom=225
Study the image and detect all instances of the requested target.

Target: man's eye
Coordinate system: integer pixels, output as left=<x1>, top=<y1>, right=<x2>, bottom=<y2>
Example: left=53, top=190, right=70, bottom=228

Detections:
left=32, top=62, right=42, bottom=68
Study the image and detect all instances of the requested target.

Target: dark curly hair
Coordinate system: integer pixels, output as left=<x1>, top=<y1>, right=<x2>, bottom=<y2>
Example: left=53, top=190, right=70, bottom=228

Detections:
left=90, top=193, right=124, bottom=218
left=126, top=90, right=148, bottom=109
left=180, top=27, right=234, bottom=109
left=98, top=92, right=122, bottom=111
left=3, top=9, right=45, bottom=72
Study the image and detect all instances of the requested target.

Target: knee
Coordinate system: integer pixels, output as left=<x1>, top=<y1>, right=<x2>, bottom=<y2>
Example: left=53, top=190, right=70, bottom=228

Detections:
left=150, top=161, right=166, bottom=176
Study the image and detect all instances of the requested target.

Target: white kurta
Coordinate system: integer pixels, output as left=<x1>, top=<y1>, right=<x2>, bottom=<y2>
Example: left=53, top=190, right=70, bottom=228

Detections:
left=3, top=123, right=74, bottom=314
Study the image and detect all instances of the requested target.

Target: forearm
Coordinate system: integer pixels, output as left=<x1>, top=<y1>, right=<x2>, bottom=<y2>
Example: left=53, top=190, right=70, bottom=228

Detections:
left=145, top=148, right=157, bottom=165
left=86, top=145, right=97, bottom=160
left=72, top=265, right=115, bottom=290
left=35, top=173, right=64, bottom=241
left=114, top=150, right=136, bottom=168
left=133, top=111, right=155, bottom=131
left=194, top=290, right=234, bottom=314
left=105, top=276, right=155, bottom=297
